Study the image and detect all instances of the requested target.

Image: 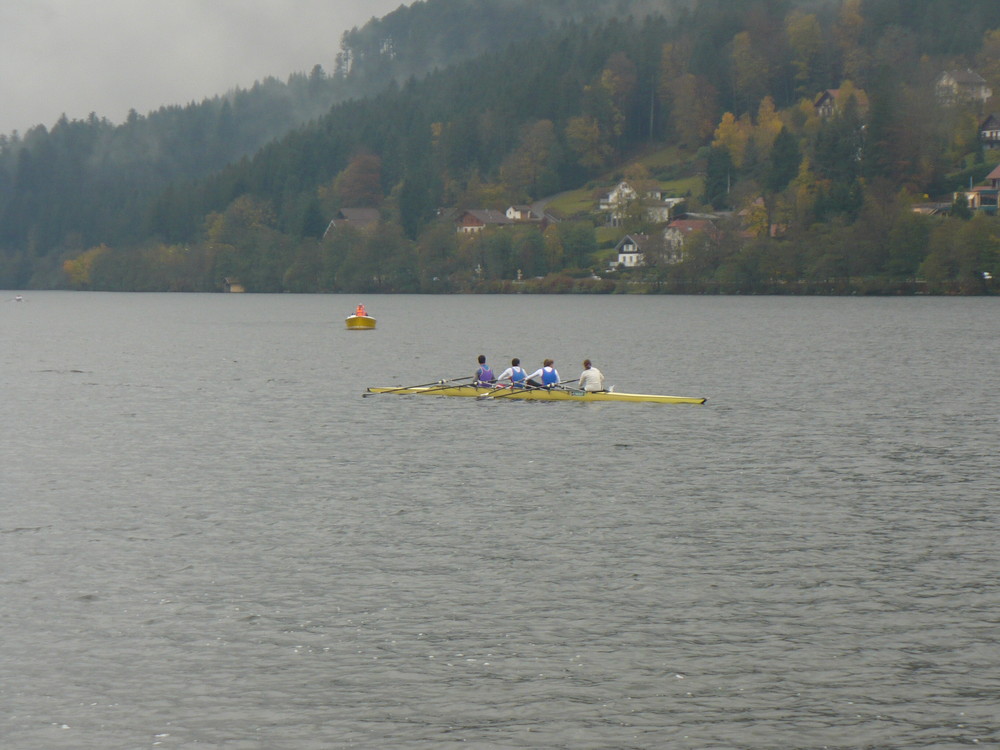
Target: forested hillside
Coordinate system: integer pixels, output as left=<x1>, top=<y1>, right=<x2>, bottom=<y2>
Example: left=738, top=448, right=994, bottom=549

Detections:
left=0, top=0, right=618, bottom=285
left=4, top=0, right=1000, bottom=294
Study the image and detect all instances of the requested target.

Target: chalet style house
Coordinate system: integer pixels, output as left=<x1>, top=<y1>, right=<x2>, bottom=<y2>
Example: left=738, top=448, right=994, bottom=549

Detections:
left=936, top=69, right=993, bottom=104
left=981, top=114, right=1000, bottom=148
left=813, top=88, right=869, bottom=118
left=599, top=180, right=684, bottom=226
left=613, top=234, right=648, bottom=267
left=953, top=163, right=1000, bottom=215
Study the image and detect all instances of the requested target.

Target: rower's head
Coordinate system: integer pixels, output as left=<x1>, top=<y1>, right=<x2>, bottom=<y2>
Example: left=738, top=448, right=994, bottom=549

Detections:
left=543, top=359, right=553, bottom=367
left=511, top=358, right=520, bottom=366
left=478, top=354, right=487, bottom=364
left=583, top=359, right=592, bottom=369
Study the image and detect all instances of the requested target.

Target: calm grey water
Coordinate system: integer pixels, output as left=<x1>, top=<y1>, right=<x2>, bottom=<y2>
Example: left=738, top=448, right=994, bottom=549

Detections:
left=1, top=291, right=998, bottom=749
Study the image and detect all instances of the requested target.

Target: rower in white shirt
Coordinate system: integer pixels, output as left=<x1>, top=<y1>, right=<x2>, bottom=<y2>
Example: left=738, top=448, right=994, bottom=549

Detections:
left=577, top=359, right=606, bottom=392
left=525, top=359, right=560, bottom=388
left=495, top=357, right=528, bottom=388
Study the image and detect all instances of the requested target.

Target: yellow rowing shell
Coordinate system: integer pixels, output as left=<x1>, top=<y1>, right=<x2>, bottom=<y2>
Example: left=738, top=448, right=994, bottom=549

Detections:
left=365, top=384, right=706, bottom=404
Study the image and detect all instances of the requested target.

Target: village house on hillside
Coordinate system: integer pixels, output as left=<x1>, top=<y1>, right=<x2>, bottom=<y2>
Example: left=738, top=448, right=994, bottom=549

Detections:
left=454, top=209, right=512, bottom=233
left=981, top=114, right=1000, bottom=148
left=611, top=216, right=719, bottom=269
left=322, top=208, right=380, bottom=238
left=813, top=88, right=869, bottom=118
left=953, top=163, right=1000, bottom=215
left=662, top=218, right=717, bottom=259
left=936, top=69, right=993, bottom=104
left=506, top=205, right=537, bottom=221
left=453, top=206, right=557, bottom=233
left=506, top=205, right=559, bottom=228
left=613, top=233, right=648, bottom=268
left=599, top=180, right=685, bottom=226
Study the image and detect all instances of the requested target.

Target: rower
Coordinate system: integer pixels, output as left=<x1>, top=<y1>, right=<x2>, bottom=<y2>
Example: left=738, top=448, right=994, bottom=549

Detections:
left=526, top=359, right=559, bottom=388
left=355, top=303, right=367, bottom=317
left=577, top=359, right=606, bottom=393
left=474, top=354, right=495, bottom=385
left=495, top=358, right=527, bottom=388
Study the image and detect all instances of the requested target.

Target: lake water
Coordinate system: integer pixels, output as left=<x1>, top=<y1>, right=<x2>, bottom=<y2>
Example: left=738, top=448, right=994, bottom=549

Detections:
left=1, top=291, right=998, bottom=749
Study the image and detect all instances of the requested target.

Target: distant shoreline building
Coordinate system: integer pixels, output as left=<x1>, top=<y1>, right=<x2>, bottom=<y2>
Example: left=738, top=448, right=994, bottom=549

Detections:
left=322, top=208, right=381, bottom=238
left=981, top=114, right=1000, bottom=149
left=936, top=69, right=993, bottom=105
left=952, top=163, right=1000, bottom=215
left=813, top=88, right=869, bottom=118
left=598, top=180, right=685, bottom=226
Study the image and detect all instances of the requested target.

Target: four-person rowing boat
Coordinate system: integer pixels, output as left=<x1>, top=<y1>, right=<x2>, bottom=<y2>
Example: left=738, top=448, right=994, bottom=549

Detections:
left=364, top=383, right=706, bottom=404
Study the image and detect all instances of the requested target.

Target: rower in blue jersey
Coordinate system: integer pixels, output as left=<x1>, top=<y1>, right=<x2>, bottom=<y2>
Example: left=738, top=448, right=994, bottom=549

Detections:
left=474, top=354, right=495, bottom=385
left=495, top=358, right=528, bottom=388
left=526, top=359, right=560, bottom=388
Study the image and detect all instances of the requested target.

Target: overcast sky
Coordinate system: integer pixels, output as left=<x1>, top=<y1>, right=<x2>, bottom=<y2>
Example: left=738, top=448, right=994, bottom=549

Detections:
left=0, top=0, right=410, bottom=136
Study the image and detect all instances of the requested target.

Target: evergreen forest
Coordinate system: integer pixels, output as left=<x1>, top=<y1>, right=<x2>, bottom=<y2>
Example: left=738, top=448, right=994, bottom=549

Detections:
left=3, top=0, right=1000, bottom=295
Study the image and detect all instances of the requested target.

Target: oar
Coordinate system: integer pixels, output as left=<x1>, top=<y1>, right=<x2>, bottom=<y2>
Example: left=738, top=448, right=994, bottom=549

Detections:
left=477, top=379, right=577, bottom=400
left=415, top=379, right=485, bottom=396
left=552, top=382, right=587, bottom=396
left=548, top=379, right=585, bottom=395
left=363, top=375, right=474, bottom=397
